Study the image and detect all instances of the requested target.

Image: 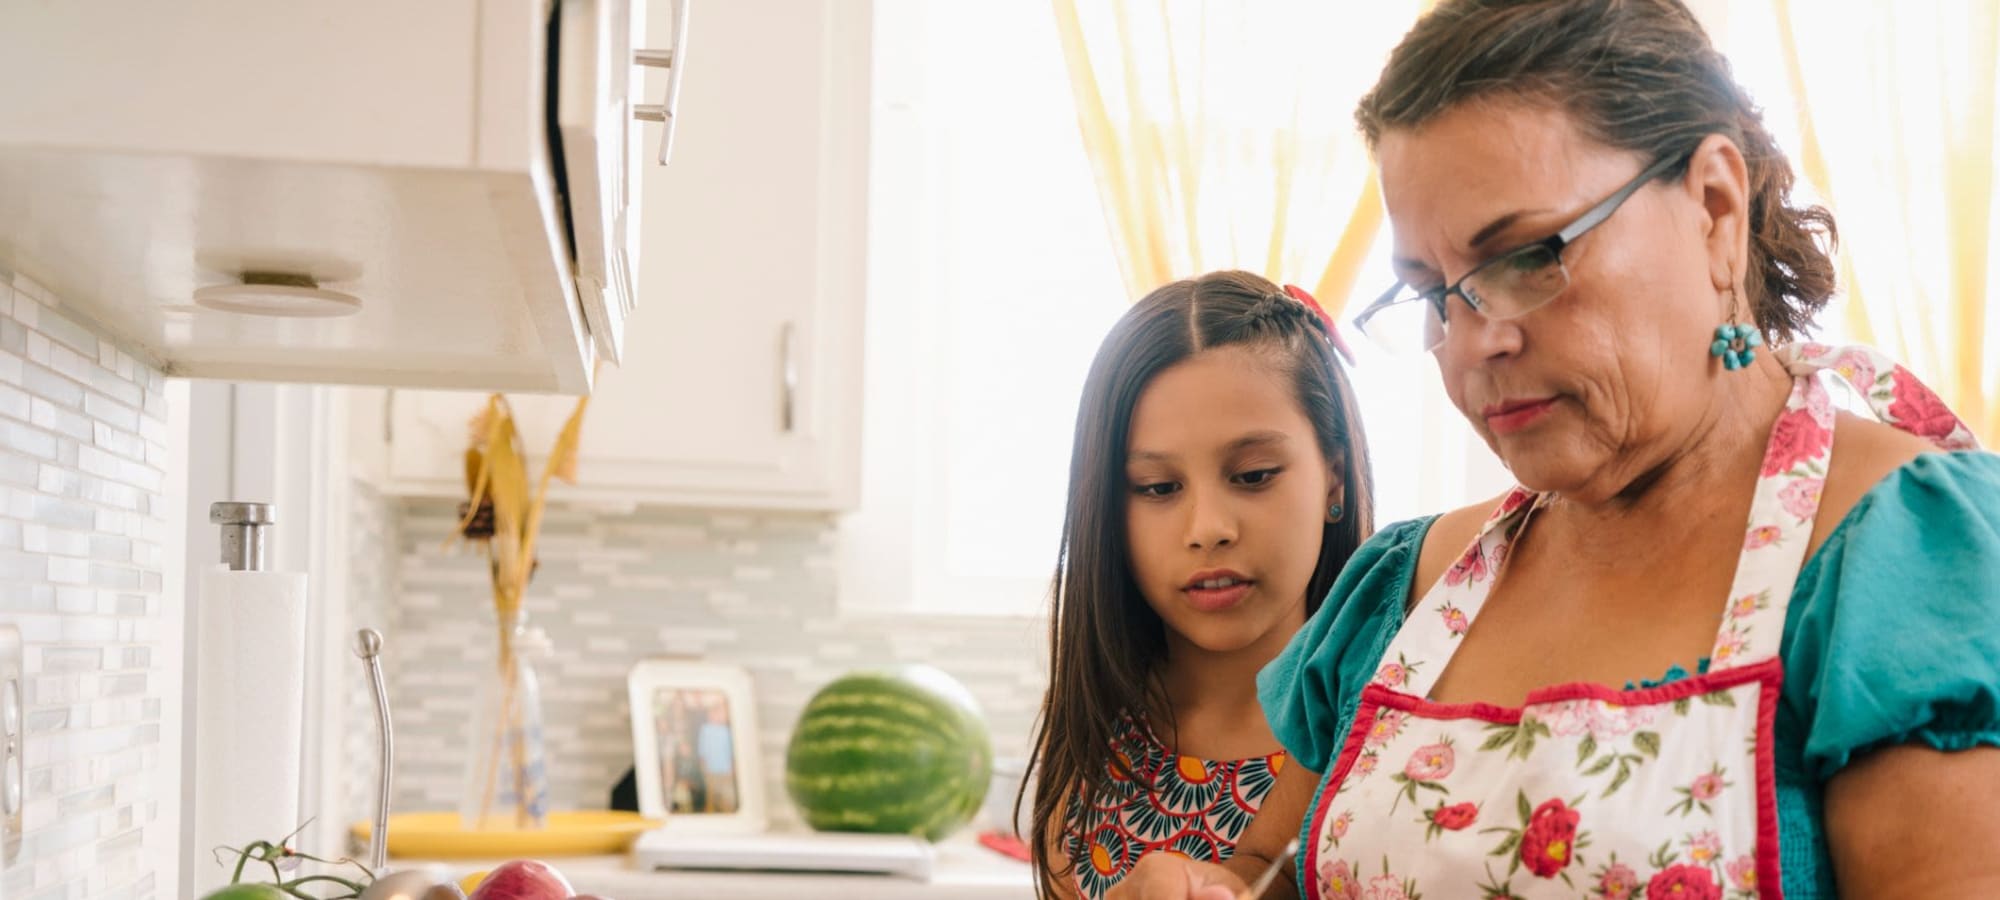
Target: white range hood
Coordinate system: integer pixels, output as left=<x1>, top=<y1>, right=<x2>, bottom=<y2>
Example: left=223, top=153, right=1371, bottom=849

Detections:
left=0, top=0, right=685, bottom=393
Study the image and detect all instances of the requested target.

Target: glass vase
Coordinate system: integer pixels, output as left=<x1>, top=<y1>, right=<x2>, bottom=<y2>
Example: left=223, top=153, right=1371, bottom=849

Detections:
left=460, top=608, right=549, bottom=830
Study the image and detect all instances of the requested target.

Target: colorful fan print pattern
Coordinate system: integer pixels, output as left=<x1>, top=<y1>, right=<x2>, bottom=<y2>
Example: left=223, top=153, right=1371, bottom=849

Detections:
left=1063, top=716, right=1286, bottom=899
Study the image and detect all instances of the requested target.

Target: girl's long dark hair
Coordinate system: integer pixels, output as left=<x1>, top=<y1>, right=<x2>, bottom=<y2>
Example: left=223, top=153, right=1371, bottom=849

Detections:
left=1022, top=270, right=1374, bottom=898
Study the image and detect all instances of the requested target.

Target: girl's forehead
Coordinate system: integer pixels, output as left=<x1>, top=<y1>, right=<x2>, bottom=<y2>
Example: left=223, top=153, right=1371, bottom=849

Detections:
left=1126, top=346, right=1315, bottom=455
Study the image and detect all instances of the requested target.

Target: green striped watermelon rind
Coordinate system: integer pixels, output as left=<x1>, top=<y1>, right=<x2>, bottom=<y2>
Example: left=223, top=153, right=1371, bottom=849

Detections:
left=784, top=665, right=994, bottom=842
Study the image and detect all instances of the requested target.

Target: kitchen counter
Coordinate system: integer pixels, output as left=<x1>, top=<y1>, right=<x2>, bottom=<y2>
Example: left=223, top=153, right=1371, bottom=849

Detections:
left=402, top=835, right=1035, bottom=900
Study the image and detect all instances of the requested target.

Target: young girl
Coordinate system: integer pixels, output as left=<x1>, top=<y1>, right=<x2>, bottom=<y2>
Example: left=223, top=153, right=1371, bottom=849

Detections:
left=1024, top=270, right=1374, bottom=899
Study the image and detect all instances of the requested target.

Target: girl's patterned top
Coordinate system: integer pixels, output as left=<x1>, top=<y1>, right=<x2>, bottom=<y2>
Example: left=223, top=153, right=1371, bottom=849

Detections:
left=1063, top=715, right=1286, bottom=899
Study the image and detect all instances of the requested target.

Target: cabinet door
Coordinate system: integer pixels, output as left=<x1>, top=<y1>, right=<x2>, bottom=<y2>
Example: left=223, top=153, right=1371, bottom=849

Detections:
left=382, top=0, right=864, bottom=510
left=556, top=0, right=644, bottom=363
left=383, top=317, right=854, bottom=510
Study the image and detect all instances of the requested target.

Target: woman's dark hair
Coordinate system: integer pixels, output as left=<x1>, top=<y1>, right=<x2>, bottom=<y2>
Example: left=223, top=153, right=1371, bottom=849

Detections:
left=1021, top=270, right=1374, bottom=898
left=1356, top=0, right=1837, bottom=341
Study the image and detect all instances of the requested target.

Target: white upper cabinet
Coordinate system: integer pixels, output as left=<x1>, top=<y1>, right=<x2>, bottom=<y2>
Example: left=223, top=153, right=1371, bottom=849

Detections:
left=0, top=0, right=688, bottom=393
left=362, top=0, right=867, bottom=511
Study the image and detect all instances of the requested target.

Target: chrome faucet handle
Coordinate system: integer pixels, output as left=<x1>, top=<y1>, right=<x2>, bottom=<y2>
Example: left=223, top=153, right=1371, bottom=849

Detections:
left=355, top=629, right=393, bottom=872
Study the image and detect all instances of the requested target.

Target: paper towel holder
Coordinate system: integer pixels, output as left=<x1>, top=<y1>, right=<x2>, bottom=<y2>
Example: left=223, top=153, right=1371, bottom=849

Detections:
left=210, top=501, right=274, bottom=572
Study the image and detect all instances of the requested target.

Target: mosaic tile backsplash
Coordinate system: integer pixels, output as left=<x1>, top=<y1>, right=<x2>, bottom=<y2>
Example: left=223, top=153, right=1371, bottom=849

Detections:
left=0, top=272, right=172, bottom=900
left=341, top=479, right=400, bottom=830
left=355, top=496, right=1051, bottom=831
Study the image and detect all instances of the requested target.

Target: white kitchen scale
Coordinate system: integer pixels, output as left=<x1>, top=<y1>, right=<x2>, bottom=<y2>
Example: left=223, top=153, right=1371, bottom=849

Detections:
left=630, top=829, right=935, bottom=880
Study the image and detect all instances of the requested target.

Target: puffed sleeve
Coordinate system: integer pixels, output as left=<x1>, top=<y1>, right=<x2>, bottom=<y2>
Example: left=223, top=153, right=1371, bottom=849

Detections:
left=1782, top=451, right=2000, bottom=779
left=1257, top=517, right=1434, bottom=772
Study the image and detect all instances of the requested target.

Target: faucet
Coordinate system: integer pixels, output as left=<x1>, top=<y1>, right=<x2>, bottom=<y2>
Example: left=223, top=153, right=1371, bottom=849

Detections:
left=355, top=629, right=393, bottom=873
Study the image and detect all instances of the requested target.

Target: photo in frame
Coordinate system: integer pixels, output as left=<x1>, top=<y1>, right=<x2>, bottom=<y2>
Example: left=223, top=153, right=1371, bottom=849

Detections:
left=627, top=660, right=767, bottom=832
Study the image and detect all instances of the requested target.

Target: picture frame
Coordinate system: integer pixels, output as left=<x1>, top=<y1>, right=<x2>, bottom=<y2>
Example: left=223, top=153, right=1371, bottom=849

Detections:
left=627, top=660, right=767, bottom=833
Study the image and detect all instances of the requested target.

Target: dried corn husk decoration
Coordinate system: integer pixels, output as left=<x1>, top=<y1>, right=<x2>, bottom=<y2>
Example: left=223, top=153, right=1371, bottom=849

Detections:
left=450, top=392, right=589, bottom=829
left=452, top=394, right=590, bottom=621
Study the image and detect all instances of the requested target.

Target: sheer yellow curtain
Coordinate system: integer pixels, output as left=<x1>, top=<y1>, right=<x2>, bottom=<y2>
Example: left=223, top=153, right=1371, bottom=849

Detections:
left=1050, top=0, right=1426, bottom=310
left=1774, top=0, right=2000, bottom=443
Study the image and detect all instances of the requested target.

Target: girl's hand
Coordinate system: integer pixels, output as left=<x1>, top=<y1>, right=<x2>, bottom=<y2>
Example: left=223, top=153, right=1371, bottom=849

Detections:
left=1105, top=855, right=1248, bottom=900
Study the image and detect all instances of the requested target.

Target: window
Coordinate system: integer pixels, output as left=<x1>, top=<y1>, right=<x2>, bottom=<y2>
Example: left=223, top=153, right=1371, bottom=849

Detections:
left=841, top=0, right=1127, bottom=616
left=843, top=2, right=1881, bottom=617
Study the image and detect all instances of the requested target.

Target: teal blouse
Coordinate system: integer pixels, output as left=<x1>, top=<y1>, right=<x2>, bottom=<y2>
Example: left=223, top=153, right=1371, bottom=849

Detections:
left=1258, top=452, right=2000, bottom=898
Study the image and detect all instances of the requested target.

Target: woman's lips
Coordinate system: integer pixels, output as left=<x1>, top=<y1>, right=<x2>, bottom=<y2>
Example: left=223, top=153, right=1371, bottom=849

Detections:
left=1482, top=397, right=1557, bottom=435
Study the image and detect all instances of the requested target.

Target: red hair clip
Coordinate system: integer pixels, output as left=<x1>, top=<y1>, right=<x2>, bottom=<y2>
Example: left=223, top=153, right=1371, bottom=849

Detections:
left=1283, top=284, right=1356, bottom=367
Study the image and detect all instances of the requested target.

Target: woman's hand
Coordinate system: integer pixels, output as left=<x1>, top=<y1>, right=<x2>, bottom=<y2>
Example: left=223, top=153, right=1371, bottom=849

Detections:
left=1104, top=855, right=1247, bottom=900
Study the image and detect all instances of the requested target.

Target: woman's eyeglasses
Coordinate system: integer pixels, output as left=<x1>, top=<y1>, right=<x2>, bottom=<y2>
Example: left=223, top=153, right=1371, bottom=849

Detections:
left=1354, top=150, right=1691, bottom=354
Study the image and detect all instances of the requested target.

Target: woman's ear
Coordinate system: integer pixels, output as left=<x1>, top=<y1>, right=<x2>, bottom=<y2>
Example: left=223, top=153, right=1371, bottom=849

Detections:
left=1687, top=133, right=1752, bottom=293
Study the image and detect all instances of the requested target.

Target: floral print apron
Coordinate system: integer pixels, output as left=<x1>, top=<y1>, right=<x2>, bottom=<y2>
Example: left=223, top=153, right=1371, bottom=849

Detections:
left=1303, top=345, right=1977, bottom=900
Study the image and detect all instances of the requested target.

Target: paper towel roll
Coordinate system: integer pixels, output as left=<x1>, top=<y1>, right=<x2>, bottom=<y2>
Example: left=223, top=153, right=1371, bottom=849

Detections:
left=193, top=565, right=308, bottom=892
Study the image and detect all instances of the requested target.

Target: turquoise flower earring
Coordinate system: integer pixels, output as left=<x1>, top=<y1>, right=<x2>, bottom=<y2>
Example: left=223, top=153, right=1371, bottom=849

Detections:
left=1328, top=503, right=1344, bottom=523
left=1710, top=294, right=1764, bottom=372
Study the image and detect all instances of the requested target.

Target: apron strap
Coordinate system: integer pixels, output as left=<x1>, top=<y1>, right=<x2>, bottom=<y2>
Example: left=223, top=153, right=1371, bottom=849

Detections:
left=1385, top=488, right=1541, bottom=699
left=1711, top=371, right=1834, bottom=668
left=1779, top=343, right=1982, bottom=450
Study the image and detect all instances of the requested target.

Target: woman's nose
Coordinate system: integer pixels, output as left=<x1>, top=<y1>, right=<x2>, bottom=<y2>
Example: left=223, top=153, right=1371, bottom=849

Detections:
left=1441, top=297, right=1524, bottom=366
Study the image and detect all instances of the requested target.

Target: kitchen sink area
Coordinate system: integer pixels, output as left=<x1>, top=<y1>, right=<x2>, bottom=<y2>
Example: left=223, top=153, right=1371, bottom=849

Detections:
left=0, top=0, right=1053, bottom=896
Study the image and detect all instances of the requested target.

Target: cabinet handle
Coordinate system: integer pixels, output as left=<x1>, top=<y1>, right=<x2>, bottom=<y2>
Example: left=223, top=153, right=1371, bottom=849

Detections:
left=633, top=0, right=692, bottom=165
left=780, top=322, right=798, bottom=433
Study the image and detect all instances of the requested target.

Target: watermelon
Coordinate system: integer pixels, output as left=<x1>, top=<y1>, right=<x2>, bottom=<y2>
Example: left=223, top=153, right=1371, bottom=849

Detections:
left=784, top=665, right=993, bottom=842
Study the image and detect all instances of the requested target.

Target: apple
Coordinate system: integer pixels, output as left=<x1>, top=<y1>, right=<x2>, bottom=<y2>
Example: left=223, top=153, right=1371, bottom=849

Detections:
left=200, top=885, right=288, bottom=900
left=361, top=869, right=468, bottom=900
left=464, top=860, right=572, bottom=900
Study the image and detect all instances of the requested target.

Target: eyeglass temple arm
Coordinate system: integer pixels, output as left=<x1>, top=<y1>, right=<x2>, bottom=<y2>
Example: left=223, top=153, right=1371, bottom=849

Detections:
left=1556, top=152, right=1688, bottom=245
left=1356, top=280, right=1416, bottom=325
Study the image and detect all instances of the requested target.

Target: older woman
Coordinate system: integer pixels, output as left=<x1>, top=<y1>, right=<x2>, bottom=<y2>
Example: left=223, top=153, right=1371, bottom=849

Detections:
left=1108, top=1, right=2000, bottom=898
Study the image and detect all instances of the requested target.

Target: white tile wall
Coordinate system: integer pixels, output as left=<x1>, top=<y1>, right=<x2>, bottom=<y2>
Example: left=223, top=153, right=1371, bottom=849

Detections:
left=0, top=270, right=172, bottom=900
left=353, top=496, right=1051, bottom=832
left=341, top=480, right=398, bottom=827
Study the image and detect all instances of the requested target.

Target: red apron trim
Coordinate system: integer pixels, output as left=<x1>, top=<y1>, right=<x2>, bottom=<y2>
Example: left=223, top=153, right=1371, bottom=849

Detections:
left=1755, top=660, right=1786, bottom=899
left=1306, top=701, right=1382, bottom=900
left=1355, top=658, right=1779, bottom=724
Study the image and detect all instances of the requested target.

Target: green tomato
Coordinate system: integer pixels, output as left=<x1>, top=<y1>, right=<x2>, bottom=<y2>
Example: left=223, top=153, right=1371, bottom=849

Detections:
left=201, top=884, right=289, bottom=900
